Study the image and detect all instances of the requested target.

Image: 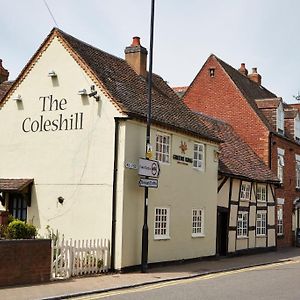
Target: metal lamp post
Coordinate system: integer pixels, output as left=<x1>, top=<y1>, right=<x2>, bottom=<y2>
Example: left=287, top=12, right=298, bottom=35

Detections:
left=141, top=0, right=155, bottom=273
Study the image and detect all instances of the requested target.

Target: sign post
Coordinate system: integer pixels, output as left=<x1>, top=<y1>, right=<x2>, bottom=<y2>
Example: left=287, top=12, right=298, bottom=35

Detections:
left=141, top=0, right=155, bottom=274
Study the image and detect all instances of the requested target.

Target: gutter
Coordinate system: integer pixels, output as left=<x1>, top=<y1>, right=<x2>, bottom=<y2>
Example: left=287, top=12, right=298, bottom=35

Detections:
left=110, top=117, right=122, bottom=271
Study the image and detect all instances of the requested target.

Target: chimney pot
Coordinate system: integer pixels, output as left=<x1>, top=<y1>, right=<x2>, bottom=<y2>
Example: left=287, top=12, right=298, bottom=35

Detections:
left=248, top=67, right=261, bottom=85
left=238, top=62, right=248, bottom=76
left=131, top=36, right=141, bottom=47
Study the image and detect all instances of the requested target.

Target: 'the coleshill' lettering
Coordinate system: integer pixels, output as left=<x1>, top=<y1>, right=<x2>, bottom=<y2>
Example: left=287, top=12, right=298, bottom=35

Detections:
left=22, top=95, right=84, bottom=133
left=22, top=113, right=83, bottom=132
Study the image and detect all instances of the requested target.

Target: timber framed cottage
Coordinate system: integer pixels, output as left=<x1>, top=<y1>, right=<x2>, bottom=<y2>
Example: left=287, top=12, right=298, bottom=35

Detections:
left=196, top=113, right=278, bottom=255
left=183, top=54, right=300, bottom=247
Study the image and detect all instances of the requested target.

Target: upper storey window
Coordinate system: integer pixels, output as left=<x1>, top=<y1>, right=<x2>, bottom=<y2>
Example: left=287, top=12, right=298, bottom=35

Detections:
left=277, top=103, right=284, bottom=134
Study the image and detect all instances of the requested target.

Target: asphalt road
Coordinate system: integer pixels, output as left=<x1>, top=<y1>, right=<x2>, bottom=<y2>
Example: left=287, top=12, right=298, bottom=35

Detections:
left=72, top=259, right=300, bottom=300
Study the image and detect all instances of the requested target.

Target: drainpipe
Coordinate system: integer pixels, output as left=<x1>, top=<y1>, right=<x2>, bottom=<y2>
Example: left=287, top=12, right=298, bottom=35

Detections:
left=110, top=117, right=121, bottom=271
left=268, top=132, right=273, bottom=169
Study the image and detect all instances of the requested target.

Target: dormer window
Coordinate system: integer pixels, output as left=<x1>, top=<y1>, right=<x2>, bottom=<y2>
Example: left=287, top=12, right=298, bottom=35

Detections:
left=295, top=114, right=300, bottom=141
left=277, top=103, right=284, bottom=134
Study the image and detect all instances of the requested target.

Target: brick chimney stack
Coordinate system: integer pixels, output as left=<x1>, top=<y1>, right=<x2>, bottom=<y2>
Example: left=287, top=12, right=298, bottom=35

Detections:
left=125, top=37, right=148, bottom=77
left=238, top=63, right=248, bottom=76
left=0, top=59, right=9, bottom=84
left=248, top=67, right=262, bottom=85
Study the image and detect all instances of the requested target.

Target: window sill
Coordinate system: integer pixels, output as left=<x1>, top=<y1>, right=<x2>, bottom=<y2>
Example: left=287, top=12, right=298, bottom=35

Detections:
left=240, top=199, right=250, bottom=202
left=154, top=236, right=170, bottom=241
left=192, top=234, right=205, bottom=238
left=193, top=167, right=205, bottom=172
left=257, top=200, right=267, bottom=204
left=237, top=236, right=248, bottom=239
left=256, top=235, right=267, bottom=238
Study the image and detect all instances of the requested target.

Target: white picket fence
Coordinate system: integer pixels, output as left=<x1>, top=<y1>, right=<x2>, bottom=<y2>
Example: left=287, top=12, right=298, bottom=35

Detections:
left=51, top=237, right=110, bottom=279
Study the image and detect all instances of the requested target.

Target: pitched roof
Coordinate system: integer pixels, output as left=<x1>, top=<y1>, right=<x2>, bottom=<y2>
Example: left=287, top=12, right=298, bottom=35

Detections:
left=214, top=56, right=276, bottom=133
left=56, top=29, right=219, bottom=143
left=0, top=81, right=13, bottom=102
left=255, top=98, right=281, bottom=109
left=195, top=112, right=278, bottom=183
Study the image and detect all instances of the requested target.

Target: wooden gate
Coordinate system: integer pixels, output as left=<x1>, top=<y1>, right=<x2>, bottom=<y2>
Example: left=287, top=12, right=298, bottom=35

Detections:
left=51, top=237, right=110, bottom=279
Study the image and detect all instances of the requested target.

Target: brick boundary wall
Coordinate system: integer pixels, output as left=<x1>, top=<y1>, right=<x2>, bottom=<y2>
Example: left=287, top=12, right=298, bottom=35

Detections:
left=0, top=239, right=51, bottom=287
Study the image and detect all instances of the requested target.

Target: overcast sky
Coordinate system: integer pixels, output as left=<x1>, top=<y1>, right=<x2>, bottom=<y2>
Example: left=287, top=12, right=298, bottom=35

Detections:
left=1, top=0, right=299, bottom=102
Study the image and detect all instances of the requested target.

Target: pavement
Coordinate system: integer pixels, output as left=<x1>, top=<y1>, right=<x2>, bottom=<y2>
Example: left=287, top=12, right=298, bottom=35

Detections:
left=1, top=247, right=300, bottom=300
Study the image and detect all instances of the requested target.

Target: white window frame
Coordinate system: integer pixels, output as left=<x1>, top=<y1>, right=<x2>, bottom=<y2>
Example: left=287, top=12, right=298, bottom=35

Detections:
left=154, top=207, right=170, bottom=240
left=192, top=209, right=205, bottom=237
left=277, top=103, right=284, bottom=134
left=155, top=133, right=171, bottom=164
left=277, top=148, right=285, bottom=183
left=193, top=143, right=205, bottom=171
left=277, top=205, right=284, bottom=236
left=240, top=182, right=251, bottom=201
left=296, top=154, right=300, bottom=188
left=237, top=211, right=248, bottom=238
left=256, top=184, right=267, bottom=202
left=256, top=211, right=267, bottom=236
left=295, top=114, right=300, bottom=141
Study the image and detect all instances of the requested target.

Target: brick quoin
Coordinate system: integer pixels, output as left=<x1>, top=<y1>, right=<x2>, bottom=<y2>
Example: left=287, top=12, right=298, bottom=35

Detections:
left=184, top=54, right=300, bottom=247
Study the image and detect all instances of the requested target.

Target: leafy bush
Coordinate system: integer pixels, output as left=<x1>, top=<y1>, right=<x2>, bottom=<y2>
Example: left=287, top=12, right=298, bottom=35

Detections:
left=5, top=220, right=37, bottom=239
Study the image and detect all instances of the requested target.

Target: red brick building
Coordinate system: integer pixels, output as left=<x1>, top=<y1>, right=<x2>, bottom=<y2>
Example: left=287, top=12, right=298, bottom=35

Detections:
left=182, top=54, right=300, bottom=247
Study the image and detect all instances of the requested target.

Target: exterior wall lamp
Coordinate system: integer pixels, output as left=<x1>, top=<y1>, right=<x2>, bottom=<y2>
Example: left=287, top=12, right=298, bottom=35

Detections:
left=48, top=70, right=57, bottom=77
left=78, top=89, right=88, bottom=96
left=13, top=94, right=22, bottom=101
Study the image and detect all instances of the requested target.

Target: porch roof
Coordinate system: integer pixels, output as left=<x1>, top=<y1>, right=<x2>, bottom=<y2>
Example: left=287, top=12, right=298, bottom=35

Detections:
left=0, top=179, right=33, bottom=192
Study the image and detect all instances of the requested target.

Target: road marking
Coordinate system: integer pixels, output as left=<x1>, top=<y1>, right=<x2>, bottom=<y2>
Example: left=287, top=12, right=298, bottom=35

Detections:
left=71, top=259, right=300, bottom=299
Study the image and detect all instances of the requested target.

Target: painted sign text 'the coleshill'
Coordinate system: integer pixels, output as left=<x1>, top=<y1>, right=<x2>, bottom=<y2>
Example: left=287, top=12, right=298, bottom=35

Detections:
left=22, top=95, right=83, bottom=133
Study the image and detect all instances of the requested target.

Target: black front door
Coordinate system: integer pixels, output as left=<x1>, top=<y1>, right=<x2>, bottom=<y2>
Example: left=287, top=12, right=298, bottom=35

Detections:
left=217, top=209, right=228, bottom=256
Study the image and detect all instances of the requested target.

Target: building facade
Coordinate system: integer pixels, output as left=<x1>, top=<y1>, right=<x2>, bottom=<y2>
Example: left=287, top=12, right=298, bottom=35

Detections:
left=0, top=29, right=220, bottom=269
left=196, top=113, right=278, bottom=255
left=183, top=55, right=300, bottom=247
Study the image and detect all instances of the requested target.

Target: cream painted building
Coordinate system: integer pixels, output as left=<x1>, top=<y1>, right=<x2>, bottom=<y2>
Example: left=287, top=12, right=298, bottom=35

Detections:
left=0, top=29, right=220, bottom=270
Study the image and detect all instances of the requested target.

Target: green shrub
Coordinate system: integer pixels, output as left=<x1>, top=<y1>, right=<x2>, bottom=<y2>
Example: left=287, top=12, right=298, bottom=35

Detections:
left=5, top=220, right=37, bottom=239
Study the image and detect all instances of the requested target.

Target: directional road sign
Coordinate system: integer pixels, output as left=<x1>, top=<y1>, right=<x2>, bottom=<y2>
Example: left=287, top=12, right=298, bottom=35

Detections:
left=138, top=158, right=160, bottom=178
left=139, top=178, right=158, bottom=188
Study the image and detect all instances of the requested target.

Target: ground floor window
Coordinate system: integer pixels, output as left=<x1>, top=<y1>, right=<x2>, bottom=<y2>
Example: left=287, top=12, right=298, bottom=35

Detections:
left=237, top=211, right=248, bottom=238
left=256, top=211, right=267, bottom=236
left=154, top=207, right=170, bottom=239
left=8, top=193, right=27, bottom=221
left=277, top=205, right=284, bottom=236
left=192, top=209, right=204, bottom=237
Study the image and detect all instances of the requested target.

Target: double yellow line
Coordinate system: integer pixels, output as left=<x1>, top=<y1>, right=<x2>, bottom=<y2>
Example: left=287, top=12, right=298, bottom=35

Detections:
left=71, top=259, right=300, bottom=299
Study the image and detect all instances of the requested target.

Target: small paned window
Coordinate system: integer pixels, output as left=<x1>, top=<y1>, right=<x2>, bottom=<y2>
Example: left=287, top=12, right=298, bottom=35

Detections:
left=155, top=133, right=170, bottom=163
left=237, top=212, right=248, bottom=238
left=256, top=211, right=267, bottom=236
left=277, top=205, right=284, bottom=236
left=154, top=207, right=170, bottom=239
left=277, top=149, right=285, bottom=183
left=192, top=209, right=204, bottom=237
left=193, top=143, right=205, bottom=171
left=209, top=68, right=215, bottom=77
left=240, top=182, right=251, bottom=201
left=257, top=184, right=267, bottom=202
left=8, top=193, right=27, bottom=221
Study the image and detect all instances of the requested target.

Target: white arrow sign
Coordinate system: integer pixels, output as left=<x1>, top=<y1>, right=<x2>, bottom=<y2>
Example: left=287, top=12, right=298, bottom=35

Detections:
left=139, top=178, right=158, bottom=188
left=138, top=158, right=160, bottom=178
